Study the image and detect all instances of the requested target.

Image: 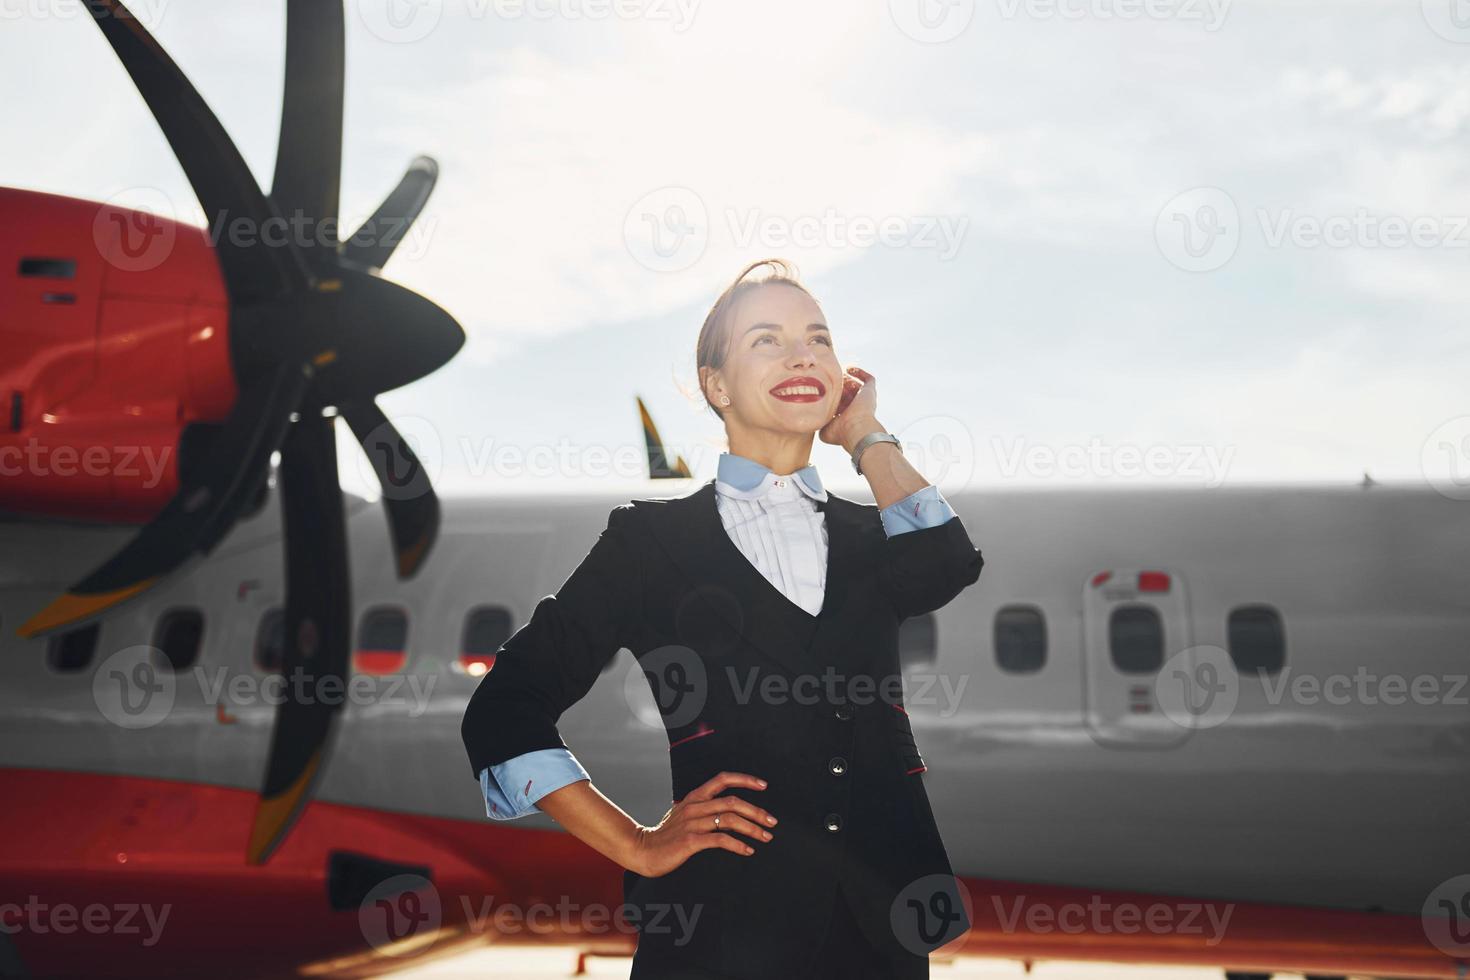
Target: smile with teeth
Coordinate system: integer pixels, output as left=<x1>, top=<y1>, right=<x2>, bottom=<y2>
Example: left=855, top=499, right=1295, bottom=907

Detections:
left=770, top=378, right=826, bottom=403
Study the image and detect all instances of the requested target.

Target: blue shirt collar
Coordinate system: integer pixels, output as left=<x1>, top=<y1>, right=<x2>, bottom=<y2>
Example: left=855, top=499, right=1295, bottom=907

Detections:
left=715, top=451, right=828, bottom=503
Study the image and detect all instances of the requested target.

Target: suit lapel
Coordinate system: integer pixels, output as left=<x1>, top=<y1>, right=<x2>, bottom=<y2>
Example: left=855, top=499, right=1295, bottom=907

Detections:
left=645, top=479, right=878, bottom=678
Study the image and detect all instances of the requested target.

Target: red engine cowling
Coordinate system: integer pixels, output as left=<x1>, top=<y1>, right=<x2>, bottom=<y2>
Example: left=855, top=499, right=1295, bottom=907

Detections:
left=0, top=187, right=237, bottom=524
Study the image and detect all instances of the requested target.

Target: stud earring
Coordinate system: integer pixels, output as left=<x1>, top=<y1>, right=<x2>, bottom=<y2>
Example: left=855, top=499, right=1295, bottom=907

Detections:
left=718, top=395, right=730, bottom=406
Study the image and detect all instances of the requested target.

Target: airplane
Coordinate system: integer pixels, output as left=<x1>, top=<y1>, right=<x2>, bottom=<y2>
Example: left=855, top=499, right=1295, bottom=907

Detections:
left=1, top=2, right=1465, bottom=978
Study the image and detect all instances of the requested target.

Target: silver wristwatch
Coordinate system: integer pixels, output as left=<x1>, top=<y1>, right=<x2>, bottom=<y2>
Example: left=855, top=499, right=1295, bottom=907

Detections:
left=850, top=431, right=901, bottom=475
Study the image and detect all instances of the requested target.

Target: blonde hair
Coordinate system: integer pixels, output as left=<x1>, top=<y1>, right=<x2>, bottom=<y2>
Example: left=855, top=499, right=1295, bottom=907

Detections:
left=694, top=258, right=817, bottom=421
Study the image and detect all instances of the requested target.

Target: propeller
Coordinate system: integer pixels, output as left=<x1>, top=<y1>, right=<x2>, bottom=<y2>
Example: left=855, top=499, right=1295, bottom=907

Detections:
left=16, top=0, right=466, bottom=863
left=344, top=156, right=439, bottom=272
left=340, top=400, right=438, bottom=579
left=248, top=407, right=352, bottom=866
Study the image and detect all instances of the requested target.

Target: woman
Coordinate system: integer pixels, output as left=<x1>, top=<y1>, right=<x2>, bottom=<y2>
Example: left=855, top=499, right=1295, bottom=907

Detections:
left=460, top=259, right=985, bottom=979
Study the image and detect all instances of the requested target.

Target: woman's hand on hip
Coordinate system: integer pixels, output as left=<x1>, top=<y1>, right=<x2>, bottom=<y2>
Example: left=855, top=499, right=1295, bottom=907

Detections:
left=629, top=771, right=778, bottom=877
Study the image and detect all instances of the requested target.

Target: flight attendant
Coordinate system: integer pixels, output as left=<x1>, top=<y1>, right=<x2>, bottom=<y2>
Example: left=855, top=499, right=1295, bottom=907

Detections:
left=461, top=258, right=985, bottom=979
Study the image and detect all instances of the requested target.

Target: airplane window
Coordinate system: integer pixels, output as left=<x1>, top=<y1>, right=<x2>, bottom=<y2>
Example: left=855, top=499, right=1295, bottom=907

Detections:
left=356, top=606, right=409, bottom=675
left=1227, top=604, right=1286, bottom=676
left=899, top=613, right=937, bottom=671
left=19, top=257, right=77, bottom=278
left=460, top=605, right=512, bottom=676
left=46, top=622, right=100, bottom=673
left=1109, top=604, right=1163, bottom=675
left=995, top=605, right=1046, bottom=674
left=255, top=608, right=285, bottom=675
left=154, top=608, right=205, bottom=671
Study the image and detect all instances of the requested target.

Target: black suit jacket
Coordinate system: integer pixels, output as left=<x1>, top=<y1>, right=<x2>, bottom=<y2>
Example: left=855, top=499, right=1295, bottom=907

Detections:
left=461, top=478, right=985, bottom=978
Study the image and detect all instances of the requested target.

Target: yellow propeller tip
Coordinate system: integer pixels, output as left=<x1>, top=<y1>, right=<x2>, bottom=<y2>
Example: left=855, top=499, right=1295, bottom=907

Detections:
left=15, top=578, right=158, bottom=638
left=246, top=749, right=324, bottom=865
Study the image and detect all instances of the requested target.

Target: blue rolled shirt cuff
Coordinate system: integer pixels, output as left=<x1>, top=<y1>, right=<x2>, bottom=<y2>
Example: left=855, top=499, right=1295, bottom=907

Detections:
left=879, top=484, right=958, bottom=537
left=479, top=747, right=590, bottom=821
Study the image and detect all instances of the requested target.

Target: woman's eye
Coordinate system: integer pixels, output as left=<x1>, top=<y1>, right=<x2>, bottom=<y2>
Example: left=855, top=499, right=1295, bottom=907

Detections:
left=753, top=333, right=830, bottom=347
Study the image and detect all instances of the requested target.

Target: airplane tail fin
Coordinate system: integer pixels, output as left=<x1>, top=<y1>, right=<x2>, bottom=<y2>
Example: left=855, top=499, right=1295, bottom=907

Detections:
left=638, top=396, right=692, bottom=480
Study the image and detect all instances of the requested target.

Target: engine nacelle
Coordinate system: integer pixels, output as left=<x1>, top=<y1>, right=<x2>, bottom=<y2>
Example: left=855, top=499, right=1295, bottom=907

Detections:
left=1, top=187, right=236, bottom=524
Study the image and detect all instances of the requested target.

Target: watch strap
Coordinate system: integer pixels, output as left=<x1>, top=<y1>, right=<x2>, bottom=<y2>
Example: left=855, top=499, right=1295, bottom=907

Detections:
left=851, top=431, right=901, bottom=475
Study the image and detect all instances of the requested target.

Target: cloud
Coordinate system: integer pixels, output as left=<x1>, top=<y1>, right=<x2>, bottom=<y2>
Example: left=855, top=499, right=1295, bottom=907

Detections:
left=368, top=34, right=993, bottom=346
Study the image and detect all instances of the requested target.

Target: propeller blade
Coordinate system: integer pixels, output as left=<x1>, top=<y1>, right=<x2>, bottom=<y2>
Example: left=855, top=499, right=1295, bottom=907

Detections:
left=638, top=396, right=692, bottom=479
left=81, top=0, right=308, bottom=303
left=247, top=412, right=351, bottom=866
left=308, top=265, right=465, bottom=403
left=340, top=400, right=440, bottom=578
left=342, top=156, right=439, bottom=272
left=15, top=364, right=309, bottom=639
left=269, top=0, right=344, bottom=269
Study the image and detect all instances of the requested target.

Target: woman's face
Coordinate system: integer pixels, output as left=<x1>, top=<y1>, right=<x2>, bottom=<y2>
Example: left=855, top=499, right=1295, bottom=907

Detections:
left=705, top=283, right=843, bottom=437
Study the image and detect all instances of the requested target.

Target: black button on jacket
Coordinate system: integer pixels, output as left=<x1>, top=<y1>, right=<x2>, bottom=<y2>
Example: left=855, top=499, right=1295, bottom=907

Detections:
left=461, top=478, right=985, bottom=978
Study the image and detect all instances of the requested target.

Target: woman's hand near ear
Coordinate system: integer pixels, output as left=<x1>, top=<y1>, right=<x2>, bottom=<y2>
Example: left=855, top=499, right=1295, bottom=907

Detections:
left=819, top=365, right=932, bottom=511
left=819, top=365, right=880, bottom=451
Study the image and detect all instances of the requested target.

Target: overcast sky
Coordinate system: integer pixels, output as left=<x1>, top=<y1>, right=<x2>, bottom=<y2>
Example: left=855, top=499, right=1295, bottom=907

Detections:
left=4, top=0, right=1467, bottom=499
